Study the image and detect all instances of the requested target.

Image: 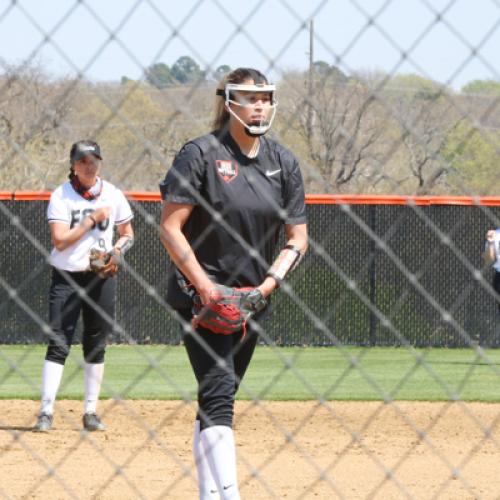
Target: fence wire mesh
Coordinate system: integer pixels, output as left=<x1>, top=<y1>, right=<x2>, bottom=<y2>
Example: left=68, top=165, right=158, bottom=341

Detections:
left=1, top=0, right=500, bottom=498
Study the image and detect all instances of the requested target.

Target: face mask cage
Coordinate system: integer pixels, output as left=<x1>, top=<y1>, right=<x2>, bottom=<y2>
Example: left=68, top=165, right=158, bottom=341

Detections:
left=217, top=83, right=278, bottom=136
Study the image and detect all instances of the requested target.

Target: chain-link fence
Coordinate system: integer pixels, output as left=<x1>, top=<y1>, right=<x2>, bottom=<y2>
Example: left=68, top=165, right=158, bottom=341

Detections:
left=3, top=195, right=500, bottom=348
left=2, top=1, right=500, bottom=498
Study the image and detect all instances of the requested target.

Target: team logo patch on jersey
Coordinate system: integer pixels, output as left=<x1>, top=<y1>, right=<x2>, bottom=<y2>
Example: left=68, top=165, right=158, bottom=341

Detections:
left=215, top=160, right=238, bottom=183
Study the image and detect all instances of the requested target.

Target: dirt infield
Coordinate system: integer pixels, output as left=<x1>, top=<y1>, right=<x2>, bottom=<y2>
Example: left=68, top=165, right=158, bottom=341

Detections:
left=1, top=400, right=499, bottom=499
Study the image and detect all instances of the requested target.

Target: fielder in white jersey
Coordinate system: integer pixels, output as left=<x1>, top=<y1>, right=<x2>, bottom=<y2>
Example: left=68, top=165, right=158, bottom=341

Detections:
left=34, top=140, right=134, bottom=433
left=48, top=179, right=133, bottom=271
left=484, top=229, right=500, bottom=313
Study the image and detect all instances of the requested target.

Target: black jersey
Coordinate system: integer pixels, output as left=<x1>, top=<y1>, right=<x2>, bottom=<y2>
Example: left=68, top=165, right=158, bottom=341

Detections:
left=160, top=131, right=307, bottom=308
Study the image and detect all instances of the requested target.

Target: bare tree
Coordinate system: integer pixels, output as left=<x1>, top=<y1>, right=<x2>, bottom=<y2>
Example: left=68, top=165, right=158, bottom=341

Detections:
left=390, top=88, right=461, bottom=194
left=278, top=72, right=384, bottom=193
left=0, top=62, right=76, bottom=189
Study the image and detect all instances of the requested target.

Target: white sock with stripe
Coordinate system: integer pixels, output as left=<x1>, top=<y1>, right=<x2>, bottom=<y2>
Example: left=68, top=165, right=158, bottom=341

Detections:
left=40, top=360, right=64, bottom=415
left=200, top=425, right=240, bottom=500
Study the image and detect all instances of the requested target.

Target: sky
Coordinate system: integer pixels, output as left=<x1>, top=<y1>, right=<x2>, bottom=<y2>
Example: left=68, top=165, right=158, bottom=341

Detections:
left=0, top=0, right=499, bottom=90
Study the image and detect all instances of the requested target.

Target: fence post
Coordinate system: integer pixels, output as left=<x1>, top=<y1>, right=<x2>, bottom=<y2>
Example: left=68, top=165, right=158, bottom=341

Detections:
left=368, top=204, right=377, bottom=346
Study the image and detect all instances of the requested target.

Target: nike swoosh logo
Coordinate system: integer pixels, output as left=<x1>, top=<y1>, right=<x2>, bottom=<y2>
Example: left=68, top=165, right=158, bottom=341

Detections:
left=265, top=169, right=281, bottom=177
left=223, top=484, right=234, bottom=490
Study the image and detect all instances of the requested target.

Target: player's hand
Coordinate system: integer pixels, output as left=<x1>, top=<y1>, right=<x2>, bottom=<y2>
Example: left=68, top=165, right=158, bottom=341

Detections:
left=191, top=284, right=267, bottom=335
left=89, top=248, right=119, bottom=278
left=198, top=283, right=218, bottom=306
left=92, top=206, right=111, bottom=223
left=100, top=254, right=119, bottom=277
left=486, top=230, right=495, bottom=242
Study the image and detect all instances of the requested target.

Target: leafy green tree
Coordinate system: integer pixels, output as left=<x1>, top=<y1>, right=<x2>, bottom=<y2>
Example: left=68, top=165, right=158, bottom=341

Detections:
left=388, top=74, right=445, bottom=100
left=312, top=61, right=347, bottom=82
left=312, top=60, right=330, bottom=75
left=461, top=79, right=500, bottom=96
left=145, top=63, right=174, bottom=89
left=213, top=64, right=231, bottom=81
left=443, top=120, right=500, bottom=195
left=171, top=56, right=203, bottom=84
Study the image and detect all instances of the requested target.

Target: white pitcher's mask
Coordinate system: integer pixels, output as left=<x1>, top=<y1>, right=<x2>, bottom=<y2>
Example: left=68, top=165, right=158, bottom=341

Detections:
left=216, top=83, right=278, bottom=136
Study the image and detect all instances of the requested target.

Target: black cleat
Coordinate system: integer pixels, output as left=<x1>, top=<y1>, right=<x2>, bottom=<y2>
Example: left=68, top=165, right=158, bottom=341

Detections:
left=82, top=412, right=106, bottom=432
left=34, top=413, right=53, bottom=432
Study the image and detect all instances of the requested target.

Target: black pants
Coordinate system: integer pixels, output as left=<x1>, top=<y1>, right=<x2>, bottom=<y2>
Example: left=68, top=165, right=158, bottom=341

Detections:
left=177, top=308, right=261, bottom=430
left=45, top=268, right=116, bottom=365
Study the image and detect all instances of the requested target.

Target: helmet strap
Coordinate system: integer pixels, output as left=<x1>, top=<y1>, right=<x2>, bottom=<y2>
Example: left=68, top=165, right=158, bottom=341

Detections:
left=225, top=102, right=277, bottom=136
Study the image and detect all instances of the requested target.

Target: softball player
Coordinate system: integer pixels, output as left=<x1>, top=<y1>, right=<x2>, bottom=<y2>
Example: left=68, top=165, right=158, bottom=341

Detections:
left=484, top=229, right=500, bottom=311
left=159, top=68, right=308, bottom=499
left=34, top=140, right=134, bottom=432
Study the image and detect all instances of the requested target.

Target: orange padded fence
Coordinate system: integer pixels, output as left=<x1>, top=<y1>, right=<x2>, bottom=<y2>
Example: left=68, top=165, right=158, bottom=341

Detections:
left=8, top=192, right=500, bottom=206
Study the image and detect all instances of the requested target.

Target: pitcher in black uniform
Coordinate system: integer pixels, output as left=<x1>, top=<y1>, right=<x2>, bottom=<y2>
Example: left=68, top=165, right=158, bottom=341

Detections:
left=160, top=68, right=308, bottom=500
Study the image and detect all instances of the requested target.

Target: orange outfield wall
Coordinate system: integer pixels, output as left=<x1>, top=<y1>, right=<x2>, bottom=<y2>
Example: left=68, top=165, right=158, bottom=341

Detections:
left=6, top=192, right=500, bottom=206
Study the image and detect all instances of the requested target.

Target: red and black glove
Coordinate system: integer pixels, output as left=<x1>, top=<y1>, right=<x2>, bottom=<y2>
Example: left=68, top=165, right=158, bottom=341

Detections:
left=192, top=284, right=267, bottom=335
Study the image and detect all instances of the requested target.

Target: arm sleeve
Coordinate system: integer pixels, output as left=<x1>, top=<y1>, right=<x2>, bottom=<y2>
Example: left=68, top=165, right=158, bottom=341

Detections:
left=47, top=190, right=70, bottom=225
left=114, top=189, right=134, bottom=225
left=159, top=143, right=205, bottom=205
left=280, top=150, right=307, bottom=225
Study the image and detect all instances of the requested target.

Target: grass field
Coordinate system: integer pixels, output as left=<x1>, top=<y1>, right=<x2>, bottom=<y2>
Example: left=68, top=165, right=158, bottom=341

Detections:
left=1, top=345, right=500, bottom=401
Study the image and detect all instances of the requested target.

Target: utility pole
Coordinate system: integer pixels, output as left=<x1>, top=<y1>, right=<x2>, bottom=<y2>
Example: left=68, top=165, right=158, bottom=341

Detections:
left=307, top=18, right=314, bottom=144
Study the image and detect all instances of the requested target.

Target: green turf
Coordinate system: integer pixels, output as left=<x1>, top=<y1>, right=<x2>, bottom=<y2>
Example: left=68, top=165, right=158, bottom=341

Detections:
left=1, top=345, right=500, bottom=401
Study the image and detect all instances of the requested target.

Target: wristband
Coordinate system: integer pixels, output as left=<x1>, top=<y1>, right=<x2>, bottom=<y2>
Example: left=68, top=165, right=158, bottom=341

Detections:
left=115, top=235, right=134, bottom=256
left=266, top=244, right=302, bottom=287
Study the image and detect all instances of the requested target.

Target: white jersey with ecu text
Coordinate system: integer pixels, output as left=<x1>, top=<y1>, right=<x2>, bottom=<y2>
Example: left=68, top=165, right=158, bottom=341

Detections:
left=47, top=180, right=133, bottom=272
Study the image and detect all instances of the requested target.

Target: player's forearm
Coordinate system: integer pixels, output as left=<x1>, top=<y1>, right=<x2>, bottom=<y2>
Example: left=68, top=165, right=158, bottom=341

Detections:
left=286, top=238, right=308, bottom=258
left=114, top=223, right=134, bottom=254
left=285, top=224, right=308, bottom=255
left=484, top=244, right=496, bottom=265
left=259, top=224, right=308, bottom=296
left=259, top=235, right=308, bottom=297
left=160, top=227, right=214, bottom=295
left=257, top=276, right=278, bottom=298
left=51, top=215, right=96, bottom=251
